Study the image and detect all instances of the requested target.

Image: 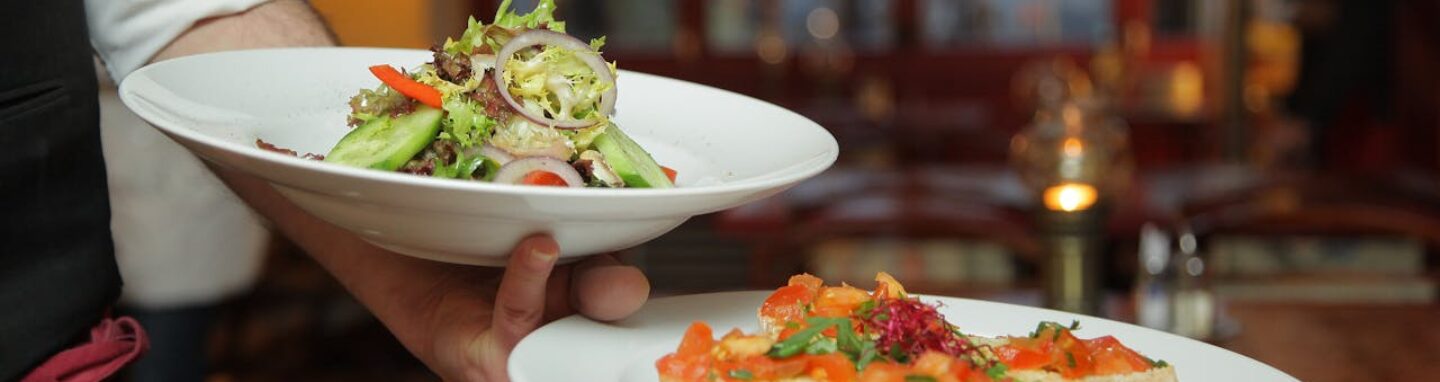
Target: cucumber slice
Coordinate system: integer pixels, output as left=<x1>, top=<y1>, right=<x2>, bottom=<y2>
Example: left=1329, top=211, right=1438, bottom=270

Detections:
left=326, top=106, right=443, bottom=171
left=593, top=125, right=673, bottom=188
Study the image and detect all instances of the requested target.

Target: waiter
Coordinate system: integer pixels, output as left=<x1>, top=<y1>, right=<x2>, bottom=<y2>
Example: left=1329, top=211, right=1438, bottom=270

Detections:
left=0, top=1, right=650, bottom=380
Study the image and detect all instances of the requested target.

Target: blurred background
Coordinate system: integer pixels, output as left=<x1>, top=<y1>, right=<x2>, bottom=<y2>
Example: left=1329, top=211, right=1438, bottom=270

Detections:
left=102, top=0, right=1439, bottom=381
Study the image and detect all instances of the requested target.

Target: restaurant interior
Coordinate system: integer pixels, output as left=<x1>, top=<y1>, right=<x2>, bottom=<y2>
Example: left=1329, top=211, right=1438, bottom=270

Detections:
left=100, top=0, right=1439, bottom=380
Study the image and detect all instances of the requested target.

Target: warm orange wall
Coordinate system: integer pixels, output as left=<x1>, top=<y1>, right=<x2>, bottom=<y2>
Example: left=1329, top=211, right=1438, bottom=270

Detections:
left=311, top=0, right=432, bottom=48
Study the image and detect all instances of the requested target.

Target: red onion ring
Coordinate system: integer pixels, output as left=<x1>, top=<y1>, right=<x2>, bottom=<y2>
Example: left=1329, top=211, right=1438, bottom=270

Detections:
left=492, top=157, right=585, bottom=187
left=475, top=143, right=515, bottom=165
left=495, top=140, right=572, bottom=161
left=493, top=29, right=617, bottom=130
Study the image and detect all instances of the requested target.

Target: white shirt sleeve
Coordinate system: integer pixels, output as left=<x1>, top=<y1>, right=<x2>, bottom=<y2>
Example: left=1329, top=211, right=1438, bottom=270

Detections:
left=87, top=0, right=271, bottom=83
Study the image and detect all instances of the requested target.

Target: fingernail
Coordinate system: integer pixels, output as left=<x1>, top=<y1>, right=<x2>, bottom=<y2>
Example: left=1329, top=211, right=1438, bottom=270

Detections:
left=533, top=248, right=558, bottom=265
left=529, top=239, right=560, bottom=266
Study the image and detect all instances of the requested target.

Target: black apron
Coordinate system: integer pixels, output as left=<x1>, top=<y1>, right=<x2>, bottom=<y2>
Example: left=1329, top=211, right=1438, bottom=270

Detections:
left=0, top=0, right=122, bottom=379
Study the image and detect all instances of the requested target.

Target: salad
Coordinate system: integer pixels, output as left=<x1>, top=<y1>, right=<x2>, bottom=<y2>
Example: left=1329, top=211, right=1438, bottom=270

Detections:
left=657, top=273, right=1176, bottom=382
left=314, top=0, right=673, bottom=188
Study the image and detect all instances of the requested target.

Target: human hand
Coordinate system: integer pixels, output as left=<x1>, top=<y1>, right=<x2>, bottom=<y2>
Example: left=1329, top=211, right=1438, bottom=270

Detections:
left=210, top=165, right=648, bottom=381
left=413, top=236, right=650, bottom=381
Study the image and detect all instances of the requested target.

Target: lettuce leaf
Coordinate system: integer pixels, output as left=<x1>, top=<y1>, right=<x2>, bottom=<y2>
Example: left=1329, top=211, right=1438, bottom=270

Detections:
left=494, top=0, right=566, bottom=32
left=443, top=16, right=487, bottom=56
left=440, top=96, right=496, bottom=147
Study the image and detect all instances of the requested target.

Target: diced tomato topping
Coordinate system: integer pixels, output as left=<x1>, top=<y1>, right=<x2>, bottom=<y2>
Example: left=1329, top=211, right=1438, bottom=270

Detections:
left=788, top=273, right=824, bottom=291
left=1047, top=327, right=1094, bottom=378
left=656, top=353, right=710, bottom=382
left=995, top=340, right=1052, bottom=370
left=761, top=284, right=817, bottom=326
left=731, top=356, right=807, bottom=379
left=858, top=362, right=909, bottom=382
left=950, top=359, right=994, bottom=382
left=1085, top=336, right=1152, bottom=375
left=813, top=286, right=871, bottom=318
left=676, top=321, right=714, bottom=357
left=805, top=354, right=858, bottom=382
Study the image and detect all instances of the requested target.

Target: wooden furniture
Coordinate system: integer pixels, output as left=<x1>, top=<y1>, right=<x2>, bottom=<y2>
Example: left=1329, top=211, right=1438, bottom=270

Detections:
left=1221, top=302, right=1440, bottom=382
left=1183, top=172, right=1440, bottom=248
left=740, top=167, right=1042, bottom=294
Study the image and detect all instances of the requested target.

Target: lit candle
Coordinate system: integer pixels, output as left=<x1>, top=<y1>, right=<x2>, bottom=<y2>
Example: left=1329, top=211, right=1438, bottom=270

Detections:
left=1043, top=182, right=1098, bottom=212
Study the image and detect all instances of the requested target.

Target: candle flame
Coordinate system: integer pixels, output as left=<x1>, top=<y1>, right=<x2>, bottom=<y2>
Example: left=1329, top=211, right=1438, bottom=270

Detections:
left=1044, top=183, right=1098, bottom=212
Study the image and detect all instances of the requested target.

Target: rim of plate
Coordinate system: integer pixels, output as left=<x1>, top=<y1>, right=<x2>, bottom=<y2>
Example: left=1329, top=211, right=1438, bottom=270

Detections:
left=119, top=47, right=839, bottom=199
left=510, top=291, right=1300, bottom=382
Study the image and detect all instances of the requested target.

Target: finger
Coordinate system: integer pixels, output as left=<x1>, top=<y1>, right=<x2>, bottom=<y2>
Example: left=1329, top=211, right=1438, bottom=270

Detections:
left=571, top=254, right=650, bottom=321
left=542, top=265, right=575, bottom=322
left=491, top=235, right=560, bottom=351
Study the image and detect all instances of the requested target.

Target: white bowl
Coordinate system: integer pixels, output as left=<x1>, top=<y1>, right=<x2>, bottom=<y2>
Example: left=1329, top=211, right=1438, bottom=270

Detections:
left=119, top=48, right=837, bottom=266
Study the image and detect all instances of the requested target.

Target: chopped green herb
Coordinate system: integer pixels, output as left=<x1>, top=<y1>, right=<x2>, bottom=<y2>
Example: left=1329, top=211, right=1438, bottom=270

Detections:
left=785, top=321, right=801, bottom=330
left=806, top=339, right=838, bottom=355
left=855, top=341, right=879, bottom=370
left=1154, top=359, right=1170, bottom=368
left=727, top=369, right=754, bottom=380
left=857, top=300, right=877, bottom=318
left=904, top=375, right=938, bottom=382
left=1069, top=320, right=1082, bottom=330
left=985, top=363, right=1009, bottom=380
left=769, top=318, right=836, bottom=358
left=835, top=319, right=864, bottom=353
left=1066, top=351, right=1077, bottom=368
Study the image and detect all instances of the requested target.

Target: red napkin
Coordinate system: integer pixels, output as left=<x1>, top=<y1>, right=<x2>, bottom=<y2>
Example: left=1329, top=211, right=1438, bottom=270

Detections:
left=22, top=316, right=149, bottom=382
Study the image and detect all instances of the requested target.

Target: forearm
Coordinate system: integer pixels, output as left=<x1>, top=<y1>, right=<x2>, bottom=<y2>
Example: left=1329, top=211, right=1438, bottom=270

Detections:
left=152, top=0, right=465, bottom=357
left=208, top=166, right=480, bottom=358
left=151, top=0, right=336, bottom=60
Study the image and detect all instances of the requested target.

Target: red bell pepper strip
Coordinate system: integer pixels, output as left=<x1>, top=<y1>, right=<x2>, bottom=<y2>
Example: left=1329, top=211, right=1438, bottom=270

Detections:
left=661, top=166, right=677, bottom=183
left=368, top=64, right=443, bottom=109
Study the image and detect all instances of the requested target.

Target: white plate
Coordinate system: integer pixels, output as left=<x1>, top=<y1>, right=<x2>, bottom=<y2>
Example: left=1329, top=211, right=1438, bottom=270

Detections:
left=510, top=292, right=1298, bottom=381
left=119, top=48, right=837, bottom=265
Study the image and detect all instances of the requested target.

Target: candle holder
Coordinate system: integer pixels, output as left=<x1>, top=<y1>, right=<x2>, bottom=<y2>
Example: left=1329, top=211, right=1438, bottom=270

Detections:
left=1011, top=96, right=1132, bottom=315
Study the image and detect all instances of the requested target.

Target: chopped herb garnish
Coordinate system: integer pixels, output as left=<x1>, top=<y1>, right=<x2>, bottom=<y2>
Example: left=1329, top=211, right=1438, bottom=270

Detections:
left=855, top=341, right=879, bottom=370
left=805, top=338, right=838, bottom=355
left=857, top=300, right=877, bottom=318
left=770, top=317, right=849, bottom=358
left=727, top=369, right=754, bottom=380
left=835, top=319, right=864, bottom=353
left=1141, top=355, right=1170, bottom=368
left=1066, top=351, right=1077, bottom=368
left=1030, top=321, right=1069, bottom=340
left=1069, top=320, right=1082, bottom=330
left=785, top=321, right=801, bottom=330
left=986, top=363, right=1009, bottom=380
left=904, top=375, right=937, bottom=382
